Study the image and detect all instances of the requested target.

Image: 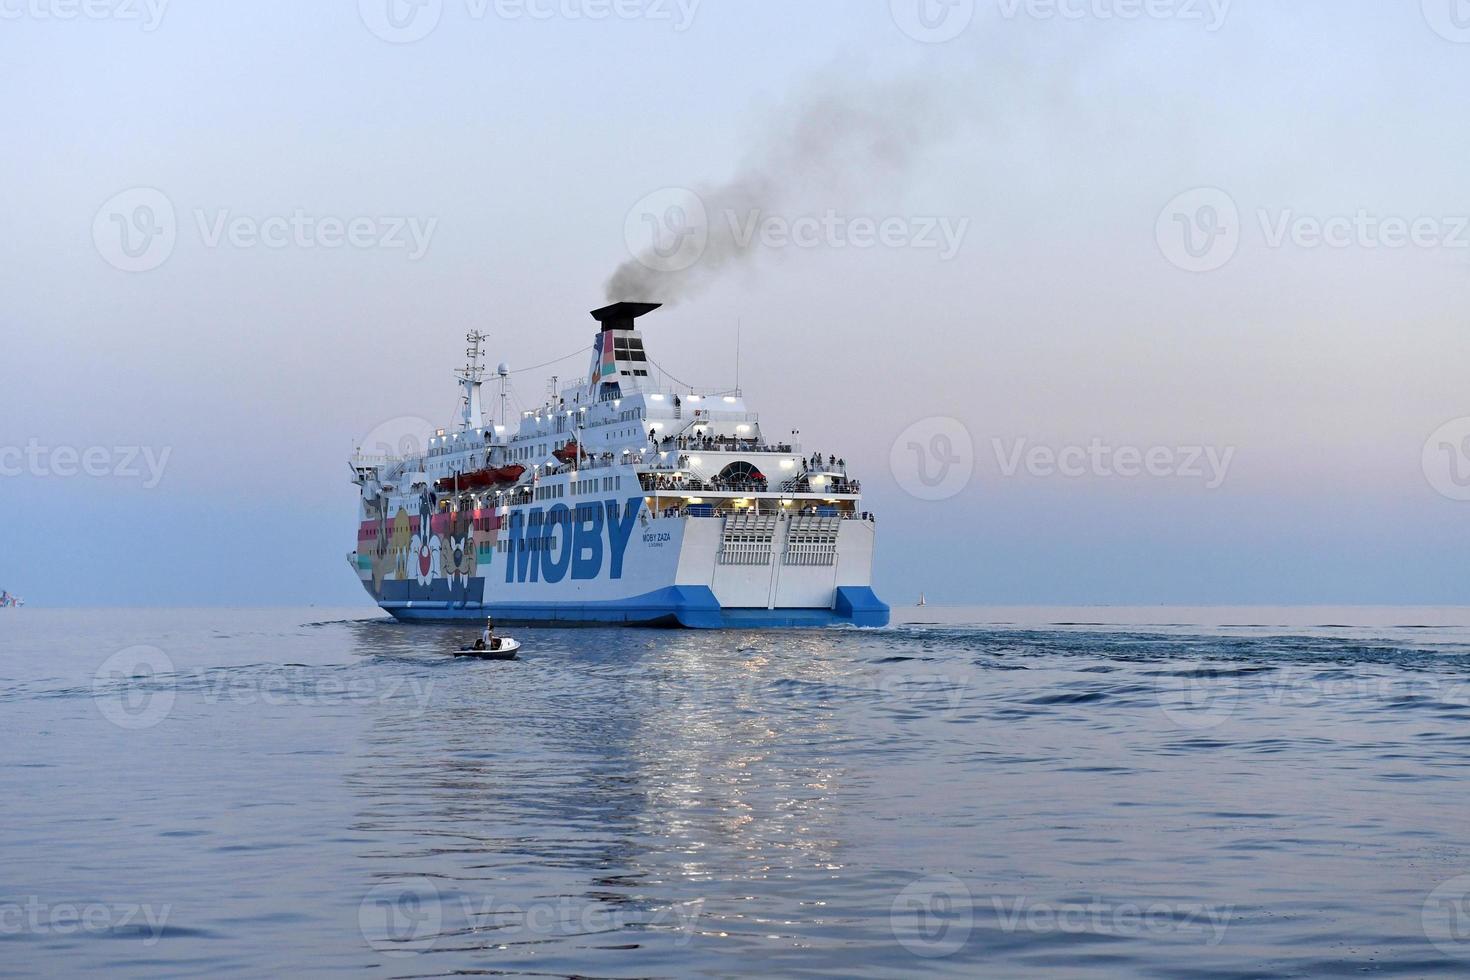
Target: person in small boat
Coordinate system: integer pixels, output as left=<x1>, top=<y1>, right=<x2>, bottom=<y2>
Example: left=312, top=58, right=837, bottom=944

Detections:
left=474, top=617, right=494, bottom=651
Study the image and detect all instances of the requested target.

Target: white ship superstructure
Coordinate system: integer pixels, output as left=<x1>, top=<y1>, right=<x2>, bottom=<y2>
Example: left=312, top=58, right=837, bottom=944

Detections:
left=349, top=303, right=888, bottom=628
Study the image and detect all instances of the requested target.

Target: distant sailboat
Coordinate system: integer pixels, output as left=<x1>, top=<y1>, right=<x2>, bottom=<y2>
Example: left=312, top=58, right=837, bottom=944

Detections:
left=916, top=593, right=926, bottom=607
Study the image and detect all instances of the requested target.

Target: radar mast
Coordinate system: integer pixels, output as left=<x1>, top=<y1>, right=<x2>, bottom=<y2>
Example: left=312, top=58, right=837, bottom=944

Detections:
left=457, top=331, right=489, bottom=430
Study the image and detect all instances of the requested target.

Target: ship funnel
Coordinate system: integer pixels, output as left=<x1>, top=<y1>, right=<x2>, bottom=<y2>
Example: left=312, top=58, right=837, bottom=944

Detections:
left=591, top=302, right=661, bottom=333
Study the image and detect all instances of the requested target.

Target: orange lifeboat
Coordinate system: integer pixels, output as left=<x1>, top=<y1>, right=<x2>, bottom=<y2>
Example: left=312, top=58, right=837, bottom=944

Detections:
left=435, top=464, right=526, bottom=493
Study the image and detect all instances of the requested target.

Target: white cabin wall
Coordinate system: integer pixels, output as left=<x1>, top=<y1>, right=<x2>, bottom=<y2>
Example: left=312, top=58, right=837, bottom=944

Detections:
left=834, top=521, right=878, bottom=587
left=674, top=517, right=721, bottom=589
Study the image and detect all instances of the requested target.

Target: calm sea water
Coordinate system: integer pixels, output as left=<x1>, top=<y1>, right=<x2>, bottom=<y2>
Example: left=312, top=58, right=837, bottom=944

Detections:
left=5, top=606, right=1470, bottom=977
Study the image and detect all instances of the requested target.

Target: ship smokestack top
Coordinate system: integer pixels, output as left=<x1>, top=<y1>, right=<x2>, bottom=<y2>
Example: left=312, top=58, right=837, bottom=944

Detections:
left=591, top=302, right=662, bottom=333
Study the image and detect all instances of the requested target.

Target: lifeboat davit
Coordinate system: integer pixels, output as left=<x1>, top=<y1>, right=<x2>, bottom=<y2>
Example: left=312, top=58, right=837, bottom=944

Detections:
left=434, top=464, right=526, bottom=493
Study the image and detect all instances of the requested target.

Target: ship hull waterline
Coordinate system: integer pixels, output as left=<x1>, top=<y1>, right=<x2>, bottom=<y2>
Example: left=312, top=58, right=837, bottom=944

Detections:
left=375, top=585, right=890, bottom=629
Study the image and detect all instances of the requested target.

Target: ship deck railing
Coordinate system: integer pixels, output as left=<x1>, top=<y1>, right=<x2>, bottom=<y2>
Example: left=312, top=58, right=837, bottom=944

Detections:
left=641, top=475, right=776, bottom=494
left=351, top=452, right=410, bottom=467
left=777, top=476, right=861, bottom=494
left=655, top=504, right=876, bottom=522
left=643, top=480, right=864, bottom=499
left=665, top=438, right=797, bottom=454
left=568, top=452, right=667, bottom=471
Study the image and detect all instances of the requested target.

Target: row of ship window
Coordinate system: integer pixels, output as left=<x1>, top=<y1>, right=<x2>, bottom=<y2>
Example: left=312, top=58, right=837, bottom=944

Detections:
left=534, top=476, right=622, bottom=500
left=573, top=476, right=621, bottom=494
left=359, top=487, right=623, bottom=539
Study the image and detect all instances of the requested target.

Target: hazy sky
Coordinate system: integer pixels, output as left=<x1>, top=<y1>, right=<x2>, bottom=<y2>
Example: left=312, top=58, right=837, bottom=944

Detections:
left=3, top=0, right=1470, bottom=606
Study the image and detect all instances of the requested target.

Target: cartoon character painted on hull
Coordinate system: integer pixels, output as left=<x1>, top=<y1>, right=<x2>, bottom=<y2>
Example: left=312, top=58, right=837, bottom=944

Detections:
left=361, top=490, right=497, bottom=603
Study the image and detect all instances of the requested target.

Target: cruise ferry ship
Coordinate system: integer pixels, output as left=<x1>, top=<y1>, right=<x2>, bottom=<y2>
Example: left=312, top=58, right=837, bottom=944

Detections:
left=348, top=303, right=888, bottom=628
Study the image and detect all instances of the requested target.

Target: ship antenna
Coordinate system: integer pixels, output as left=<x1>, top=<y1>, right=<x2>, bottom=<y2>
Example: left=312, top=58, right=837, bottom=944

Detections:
left=497, top=361, right=510, bottom=428
left=463, top=331, right=488, bottom=381
left=457, top=331, right=489, bottom=430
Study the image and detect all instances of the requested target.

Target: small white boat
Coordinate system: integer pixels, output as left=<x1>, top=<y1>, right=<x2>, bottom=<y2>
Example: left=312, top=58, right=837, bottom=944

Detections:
left=455, top=637, right=521, bottom=660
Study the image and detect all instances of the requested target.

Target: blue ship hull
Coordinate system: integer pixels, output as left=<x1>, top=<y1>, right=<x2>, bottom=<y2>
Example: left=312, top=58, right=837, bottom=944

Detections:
left=381, top=585, right=890, bottom=629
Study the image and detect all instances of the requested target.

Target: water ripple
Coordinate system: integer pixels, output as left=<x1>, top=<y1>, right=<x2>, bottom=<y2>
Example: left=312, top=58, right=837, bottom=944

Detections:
left=4, top=607, right=1470, bottom=976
